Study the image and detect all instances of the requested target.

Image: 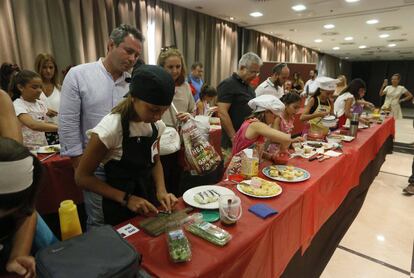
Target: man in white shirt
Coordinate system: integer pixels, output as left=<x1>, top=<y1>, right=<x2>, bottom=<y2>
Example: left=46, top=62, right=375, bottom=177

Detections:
left=302, top=69, right=318, bottom=103
left=255, top=63, right=290, bottom=99
left=59, top=24, right=144, bottom=228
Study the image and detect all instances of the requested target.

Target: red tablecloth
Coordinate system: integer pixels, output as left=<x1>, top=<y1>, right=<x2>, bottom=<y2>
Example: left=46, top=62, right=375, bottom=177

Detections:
left=36, top=154, right=83, bottom=214
left=120, top=117, right=395, bottom=278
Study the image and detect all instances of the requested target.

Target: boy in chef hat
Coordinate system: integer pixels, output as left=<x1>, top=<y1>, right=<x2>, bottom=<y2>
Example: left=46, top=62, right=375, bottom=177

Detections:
left=231, top=94, right=303, bottom=156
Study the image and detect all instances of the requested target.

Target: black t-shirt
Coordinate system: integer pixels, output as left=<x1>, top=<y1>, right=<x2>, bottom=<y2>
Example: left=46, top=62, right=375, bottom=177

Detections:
left=217, top=73, right=255, bottom=148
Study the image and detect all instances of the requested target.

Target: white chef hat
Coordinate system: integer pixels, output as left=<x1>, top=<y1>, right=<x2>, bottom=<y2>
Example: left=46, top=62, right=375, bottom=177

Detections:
left=248, top=94, right=285, bottom=115
left=0, top=156, right=34, bottom=194
left=309, top=76, right=339, bottom=92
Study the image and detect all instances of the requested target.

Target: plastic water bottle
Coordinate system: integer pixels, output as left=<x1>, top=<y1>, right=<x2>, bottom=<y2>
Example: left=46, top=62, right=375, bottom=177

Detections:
left=58, top=200, right=82, bottom=240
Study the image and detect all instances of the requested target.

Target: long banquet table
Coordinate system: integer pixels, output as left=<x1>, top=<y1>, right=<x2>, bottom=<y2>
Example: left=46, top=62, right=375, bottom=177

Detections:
left=120, top=117, right=395, bottom=278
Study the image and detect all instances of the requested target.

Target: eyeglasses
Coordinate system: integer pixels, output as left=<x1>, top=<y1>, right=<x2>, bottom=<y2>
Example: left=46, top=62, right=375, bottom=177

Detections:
left=161, top=45, right=177, bottom=52
left=247, top=69, right=260, bottom=76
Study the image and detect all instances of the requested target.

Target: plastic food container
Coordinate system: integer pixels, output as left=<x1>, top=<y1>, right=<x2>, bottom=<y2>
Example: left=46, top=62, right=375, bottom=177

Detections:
left=186, top=221, right=232, bottom=246
left=167, top=224, right=192, bottom=263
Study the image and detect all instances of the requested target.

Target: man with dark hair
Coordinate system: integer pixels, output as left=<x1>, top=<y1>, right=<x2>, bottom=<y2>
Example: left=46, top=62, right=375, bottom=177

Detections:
left=302, top=69, right=319, bottom=104
left=188, top=62, right=204, bottom=101
left=255, top=63, right=290, bottom=99
left=59, top=24, right=144, bottom=228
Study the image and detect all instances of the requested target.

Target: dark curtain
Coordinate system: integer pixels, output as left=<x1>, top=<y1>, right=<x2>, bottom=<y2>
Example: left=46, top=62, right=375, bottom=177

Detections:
left=351, top=60, right=414, bottom=107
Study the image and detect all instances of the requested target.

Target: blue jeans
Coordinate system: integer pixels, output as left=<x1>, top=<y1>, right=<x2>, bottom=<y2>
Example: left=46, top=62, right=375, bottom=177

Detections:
left=83, top=166, right=105, bottom=230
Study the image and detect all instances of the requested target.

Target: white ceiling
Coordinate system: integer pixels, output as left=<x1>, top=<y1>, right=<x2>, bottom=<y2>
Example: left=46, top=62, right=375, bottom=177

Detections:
left=162, top=0, right=414, bottom=61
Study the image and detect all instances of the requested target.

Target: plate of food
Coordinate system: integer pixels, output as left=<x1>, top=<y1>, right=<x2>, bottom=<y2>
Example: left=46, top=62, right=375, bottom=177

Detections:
left=262, top=165, right=311, bottom=183
left=237, top=177, right=282, bottom=198
left=182, top=185, right=235, bottom=210
left=37, top=144, right=61, bottom=154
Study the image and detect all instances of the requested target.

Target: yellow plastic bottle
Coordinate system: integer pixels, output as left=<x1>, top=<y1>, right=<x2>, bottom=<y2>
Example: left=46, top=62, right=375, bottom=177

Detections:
left=58, top=200, right=82, bottom=240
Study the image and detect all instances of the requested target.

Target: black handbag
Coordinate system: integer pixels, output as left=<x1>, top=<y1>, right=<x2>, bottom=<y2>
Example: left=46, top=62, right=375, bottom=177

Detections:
left=36, top=225, right=147, bottom=278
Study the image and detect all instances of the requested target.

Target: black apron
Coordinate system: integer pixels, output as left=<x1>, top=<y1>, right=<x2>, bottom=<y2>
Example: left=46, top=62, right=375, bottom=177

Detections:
left=103, top=117, right=159, bottom=226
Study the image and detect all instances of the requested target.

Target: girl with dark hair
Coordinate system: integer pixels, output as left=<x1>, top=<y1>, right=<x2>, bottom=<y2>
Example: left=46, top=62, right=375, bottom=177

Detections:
left=334, top=78, right=371, bottom=128
left=0, top=63, right=20, bottom=97
left=11, top=70, right=58, bottom=150
left=196, top=84, right=218, bottom=115
left=75, top=65, right=178, bottom=225
left=274, top=92, right=301, bottom=134
left=300, top=76, right=336, bottom=134
left=0, top=137, right=57, bottom=277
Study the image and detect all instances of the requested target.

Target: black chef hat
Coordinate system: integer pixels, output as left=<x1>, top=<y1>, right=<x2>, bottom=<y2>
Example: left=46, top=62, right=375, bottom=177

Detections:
left=129, top=64, right=175, bottom=106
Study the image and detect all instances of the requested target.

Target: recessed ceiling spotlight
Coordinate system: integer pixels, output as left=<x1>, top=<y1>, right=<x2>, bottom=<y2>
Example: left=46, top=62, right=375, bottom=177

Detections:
left=344, top=57, right=350, bottom=59
left=359, top=45, right=367, bottom=49
left=379, top=34, right=389, bottom=38
left=366, top=19, right=379, bottom=25
left=314, top=39, right=323, bottom=43
left=324, top=24, right=335, bottom=29
left=292, top=4, right=307, bottom=11
left=344, top=36, right=353, bottom=41
left=388, top=43, right=397, bottom=47
left=229, top=17, right=235, bottom=21
left=333, top=46, right=340, bottom=50
left=345, top=0, right=360, bottom=2
left=250, top=12, right=263, bottom=17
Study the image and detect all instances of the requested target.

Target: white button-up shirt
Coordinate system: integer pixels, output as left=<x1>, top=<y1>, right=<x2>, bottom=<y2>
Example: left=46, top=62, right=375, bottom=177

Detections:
left=255, top=78, right=284, bottom=99
left=59, top=59, right=130, bottom=157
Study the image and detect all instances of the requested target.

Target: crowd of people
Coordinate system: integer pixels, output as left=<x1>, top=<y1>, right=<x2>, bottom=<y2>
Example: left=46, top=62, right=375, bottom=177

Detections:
left=1, top=23, right=414, bottom=276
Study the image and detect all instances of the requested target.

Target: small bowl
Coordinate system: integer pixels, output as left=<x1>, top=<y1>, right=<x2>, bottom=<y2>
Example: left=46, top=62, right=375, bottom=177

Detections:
left=272, top=152, right=290, bottom=165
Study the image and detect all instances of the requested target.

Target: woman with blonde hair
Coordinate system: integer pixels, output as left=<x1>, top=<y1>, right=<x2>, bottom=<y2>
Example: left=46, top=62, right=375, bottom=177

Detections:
left=34, top=53, right=60, bottom=144
left=157, top=47, right=195, bottom=196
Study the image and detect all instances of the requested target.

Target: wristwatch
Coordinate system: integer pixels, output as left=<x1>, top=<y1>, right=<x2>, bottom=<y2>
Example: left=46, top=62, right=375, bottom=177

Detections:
left=121, top=192, right=132, bottom=207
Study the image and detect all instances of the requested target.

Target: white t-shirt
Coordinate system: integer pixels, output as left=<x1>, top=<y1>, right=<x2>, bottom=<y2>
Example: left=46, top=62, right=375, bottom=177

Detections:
left=255, top=78, right=284, bottom=99
left=87, top=113, right=166, bottom=164
left=334, top=92, right=355, bottom=117
left=13, top=98, right=49, bottom=148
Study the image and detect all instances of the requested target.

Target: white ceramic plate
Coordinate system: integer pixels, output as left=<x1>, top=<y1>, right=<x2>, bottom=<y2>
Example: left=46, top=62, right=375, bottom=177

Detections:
left=236, top=180, right=282, bottom=198
left=182, top=185, right=235, bottom=209
left=262, top=165, right=311, bottom=183
left=37, top=144, right=61, bottom=154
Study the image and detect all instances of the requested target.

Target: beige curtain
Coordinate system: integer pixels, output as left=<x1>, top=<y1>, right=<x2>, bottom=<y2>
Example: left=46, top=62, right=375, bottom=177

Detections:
left=140, top=0, right=239, bottom=86
left=0, top=0, right=143, bottom=79
left=241, top=28, right=319, bottom=64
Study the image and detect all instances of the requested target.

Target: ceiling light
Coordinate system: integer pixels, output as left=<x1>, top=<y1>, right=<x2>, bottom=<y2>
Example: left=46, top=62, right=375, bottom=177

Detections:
left=345, top=0, right=360, bottom=2
left=344, top=57, right=350, bottom=59
left=314, top=39, right=322, bottom=43
left=376, top=235, right=385, bottom=242
left=324, top=24, right=335, bottom=29
left=292, top=4, right=307, bottom=11
left=333, top=46, right=340, bottom=50
left=229, top=17, right=235, bottom=21
left=359, top=45, right=367, bottom=49
left=250, top=12, right=263, bottom=17
left=366, top=19, right=379, bottom=25
left=344, top=36, right=353, bottom=41
left=388, top=43, right=396, bottom=47
left=379, top=34, right=389, bottom=38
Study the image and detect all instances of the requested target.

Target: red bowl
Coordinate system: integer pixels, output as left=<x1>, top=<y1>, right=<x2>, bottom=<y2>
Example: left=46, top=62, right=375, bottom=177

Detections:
left=272, top=152, right=290, bottom=165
